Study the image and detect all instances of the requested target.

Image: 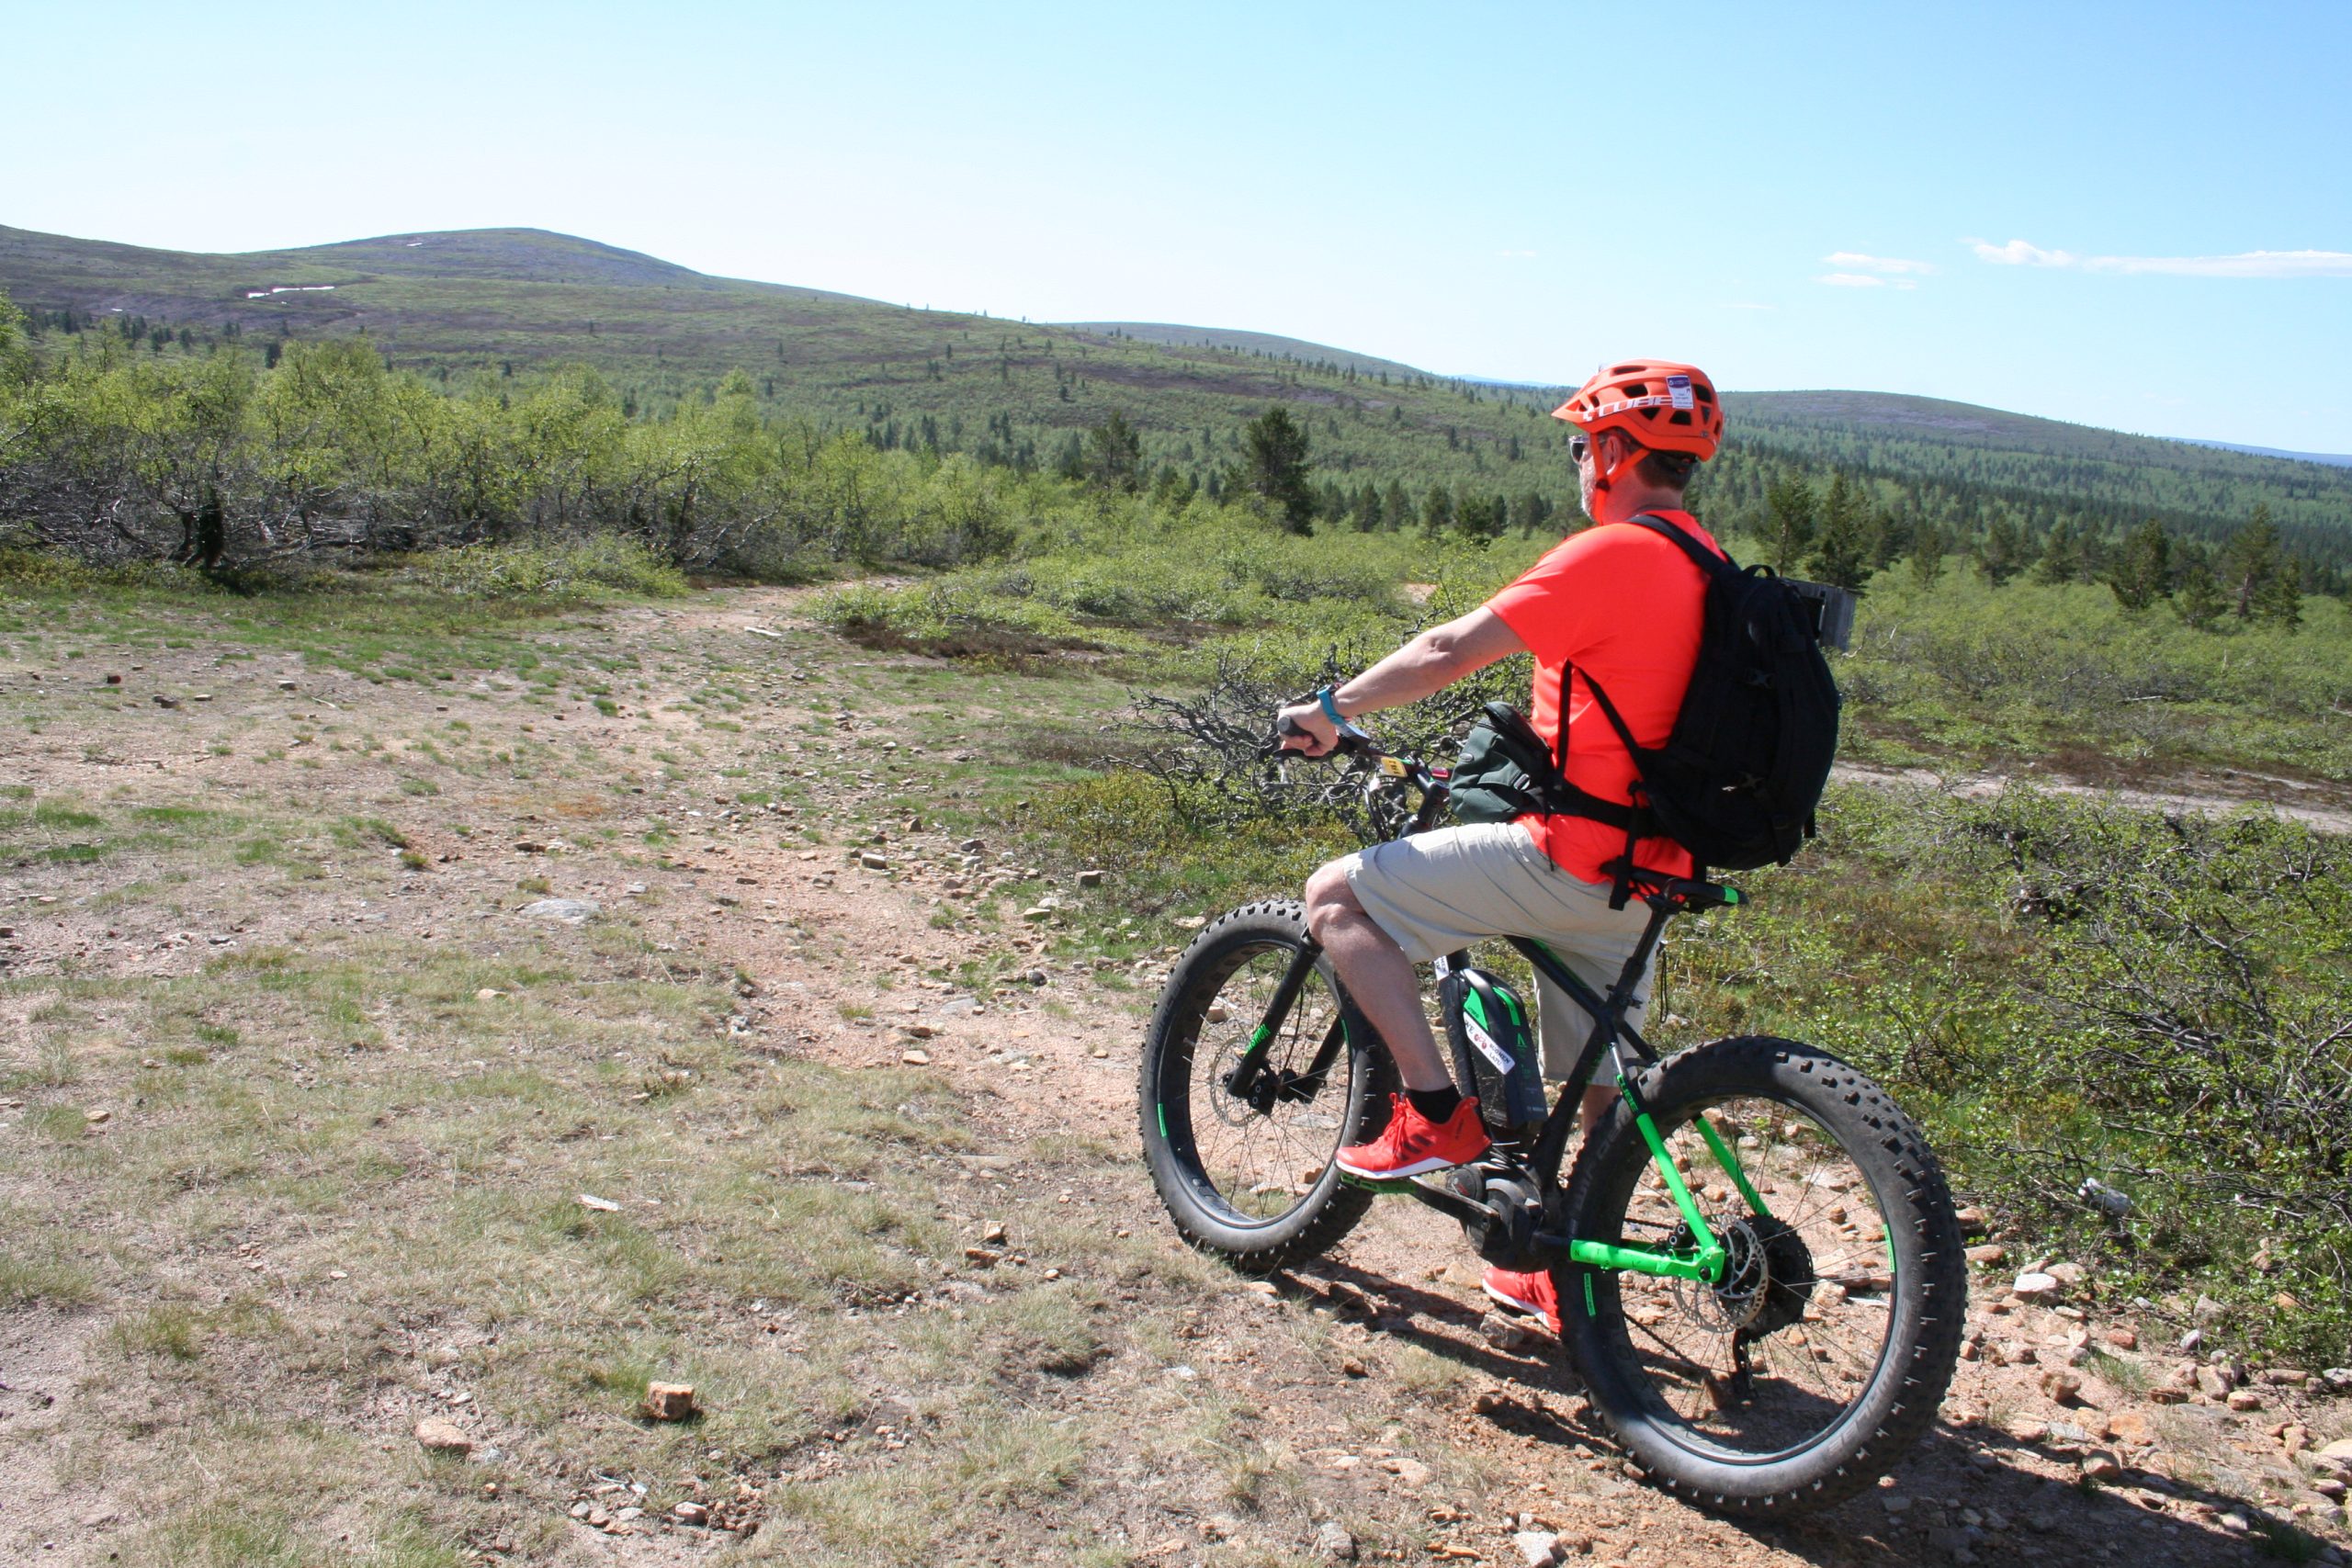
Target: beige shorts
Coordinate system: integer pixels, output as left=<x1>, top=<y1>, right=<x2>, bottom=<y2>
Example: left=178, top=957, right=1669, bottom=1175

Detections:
left=1338, top=822, right=1657, bottom=1083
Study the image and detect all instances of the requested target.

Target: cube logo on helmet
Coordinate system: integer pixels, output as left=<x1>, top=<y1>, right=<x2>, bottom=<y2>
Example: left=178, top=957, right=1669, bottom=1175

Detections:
left=1552, top=360, right=1724, bottom=462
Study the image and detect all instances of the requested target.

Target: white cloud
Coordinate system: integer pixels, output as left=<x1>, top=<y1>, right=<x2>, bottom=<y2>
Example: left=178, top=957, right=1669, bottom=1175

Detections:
left=2086, top=249, right=2352, bottom=277
left=1815, top=272, right=1886, bottom=288
left=1966, top=239, right=2352, bottom=278
left=1823, top=251, right=1935, bottom=275
left=1970, top=238, right=2078, bottom=267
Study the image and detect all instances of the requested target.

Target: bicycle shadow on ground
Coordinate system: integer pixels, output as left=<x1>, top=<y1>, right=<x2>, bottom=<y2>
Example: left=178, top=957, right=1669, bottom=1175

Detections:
left=1277, top=1260, right=2327, bottom=1568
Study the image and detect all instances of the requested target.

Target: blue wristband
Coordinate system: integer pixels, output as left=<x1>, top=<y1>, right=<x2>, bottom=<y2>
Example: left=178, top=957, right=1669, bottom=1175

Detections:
left=1317, top=686, right=1347, bottom=726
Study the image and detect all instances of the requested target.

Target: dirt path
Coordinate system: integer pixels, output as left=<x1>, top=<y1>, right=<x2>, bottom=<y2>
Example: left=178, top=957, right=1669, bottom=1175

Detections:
left=3, top=582, right=2346, bottom=1568
left=1833, top=761, right=2352, bottom=837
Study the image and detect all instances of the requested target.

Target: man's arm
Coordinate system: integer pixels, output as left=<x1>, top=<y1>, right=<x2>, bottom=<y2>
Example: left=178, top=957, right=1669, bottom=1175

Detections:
left=1275, top=606, right=1528, bottom=754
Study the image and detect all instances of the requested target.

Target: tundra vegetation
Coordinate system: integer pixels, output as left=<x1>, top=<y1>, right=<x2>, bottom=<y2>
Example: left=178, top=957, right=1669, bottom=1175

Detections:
left=2, top=276, right=2349, bottom=1561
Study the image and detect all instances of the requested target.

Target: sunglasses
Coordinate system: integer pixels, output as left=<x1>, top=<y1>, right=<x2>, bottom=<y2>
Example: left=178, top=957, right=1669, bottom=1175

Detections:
left=1568, top=435, right=1591, bottom=464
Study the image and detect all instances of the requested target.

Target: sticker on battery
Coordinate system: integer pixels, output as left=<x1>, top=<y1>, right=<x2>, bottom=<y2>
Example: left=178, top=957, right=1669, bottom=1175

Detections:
left=1463, top=1014, right=1516, bottom=1075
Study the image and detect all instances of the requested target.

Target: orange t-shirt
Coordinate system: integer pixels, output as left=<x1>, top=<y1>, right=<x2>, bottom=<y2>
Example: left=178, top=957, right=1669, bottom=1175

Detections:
left=1482, top=511, right=1724, bottom=885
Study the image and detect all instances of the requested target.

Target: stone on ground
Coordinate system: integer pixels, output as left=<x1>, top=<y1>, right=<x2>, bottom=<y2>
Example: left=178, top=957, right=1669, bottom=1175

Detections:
left=642, top=1382, right=697, bottom=1421
left=518, top=897, right=599, bottom=923
left=1312, top=1521, right=1358, bottom=1562
left=414, top=1417, right=473, bottom=1453
left=1512, top=1529, right=1562, bottom=1566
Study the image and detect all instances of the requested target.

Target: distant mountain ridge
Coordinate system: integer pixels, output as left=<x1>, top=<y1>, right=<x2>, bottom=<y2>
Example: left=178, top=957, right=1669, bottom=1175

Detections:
left=2181, top=438, right=2352, bottom=469
left=1059, top=321, right=1431, bottom=382
left=4, top=221, right=2346, bottom=554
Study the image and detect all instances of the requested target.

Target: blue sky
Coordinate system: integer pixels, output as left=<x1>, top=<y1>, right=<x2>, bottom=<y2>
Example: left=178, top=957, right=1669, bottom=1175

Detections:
left=6, top=1, right=2349, bottom=448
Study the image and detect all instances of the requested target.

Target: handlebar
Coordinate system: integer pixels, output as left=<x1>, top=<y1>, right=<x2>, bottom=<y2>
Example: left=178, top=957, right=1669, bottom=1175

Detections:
left=1272, top=715, right=1376, bottom=761
left=1267, top=707, right=1740, bottom=913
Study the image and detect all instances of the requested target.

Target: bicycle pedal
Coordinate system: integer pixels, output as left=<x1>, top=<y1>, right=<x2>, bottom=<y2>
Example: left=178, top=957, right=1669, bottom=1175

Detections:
left=1339, top=1171, right=1424, bottom=1195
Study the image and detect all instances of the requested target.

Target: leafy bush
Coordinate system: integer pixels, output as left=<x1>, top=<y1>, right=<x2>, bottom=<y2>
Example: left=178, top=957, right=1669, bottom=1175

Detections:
left=1682, top=785, right=2352, bottom=1364
left=401, top=536, right=688, bottom=600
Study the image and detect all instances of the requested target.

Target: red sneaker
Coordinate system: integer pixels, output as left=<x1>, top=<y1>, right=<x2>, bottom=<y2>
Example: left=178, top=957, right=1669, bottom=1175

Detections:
left=1335, top=1094, right=1489, bottom=1180
left=1482, top=1265, right=1562, bottom=1335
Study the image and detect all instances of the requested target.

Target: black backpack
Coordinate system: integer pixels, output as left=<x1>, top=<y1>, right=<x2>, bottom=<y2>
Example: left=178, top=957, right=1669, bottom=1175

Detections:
left=1571, top=513, right=1841, bottom=888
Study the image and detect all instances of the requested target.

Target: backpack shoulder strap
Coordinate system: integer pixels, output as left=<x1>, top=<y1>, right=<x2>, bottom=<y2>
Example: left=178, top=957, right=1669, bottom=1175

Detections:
left=1626, top=512, right=1737, bottom=576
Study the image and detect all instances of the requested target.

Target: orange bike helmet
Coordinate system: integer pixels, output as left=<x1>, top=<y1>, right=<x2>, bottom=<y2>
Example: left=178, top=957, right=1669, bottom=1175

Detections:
left=1551, top=360, right=1724, bottom=461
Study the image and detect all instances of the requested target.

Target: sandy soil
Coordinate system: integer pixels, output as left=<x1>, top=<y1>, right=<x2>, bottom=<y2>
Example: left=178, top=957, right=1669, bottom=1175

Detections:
left=2, top=583, right=2346, bottom=1568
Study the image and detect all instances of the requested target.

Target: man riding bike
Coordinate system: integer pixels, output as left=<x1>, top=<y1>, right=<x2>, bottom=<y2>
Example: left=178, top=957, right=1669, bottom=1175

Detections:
left=1273, top=359, right=1728, bottom=1334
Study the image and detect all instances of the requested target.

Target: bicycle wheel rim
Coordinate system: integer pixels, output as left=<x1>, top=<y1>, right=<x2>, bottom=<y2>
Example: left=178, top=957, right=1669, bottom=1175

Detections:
left=1577, top=1093, right=1903, bottom=1465
left=1159, top=940, right=1358, bottom=1232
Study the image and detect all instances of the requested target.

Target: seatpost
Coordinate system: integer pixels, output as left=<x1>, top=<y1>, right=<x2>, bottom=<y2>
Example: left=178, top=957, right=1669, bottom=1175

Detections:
left=1599, top=899, right=1677, bottom=1095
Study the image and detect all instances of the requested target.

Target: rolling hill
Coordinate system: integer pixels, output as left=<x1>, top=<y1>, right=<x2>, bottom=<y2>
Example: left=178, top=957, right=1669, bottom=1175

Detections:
left=4, top=221, right=2348, bottom=558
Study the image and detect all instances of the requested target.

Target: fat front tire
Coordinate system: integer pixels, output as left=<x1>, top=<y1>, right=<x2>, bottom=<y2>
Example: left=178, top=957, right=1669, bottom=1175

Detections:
left=1138, top=900, right=1393, bottom=1273
left=1559, top=1036, right=1965, bottom=1516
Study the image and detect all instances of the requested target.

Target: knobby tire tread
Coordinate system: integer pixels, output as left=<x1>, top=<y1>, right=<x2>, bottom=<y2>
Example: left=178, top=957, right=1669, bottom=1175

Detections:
left=1559, top=1035, right=1966, bottom=1516
left=1137, top=900, right=1390, bottom=1275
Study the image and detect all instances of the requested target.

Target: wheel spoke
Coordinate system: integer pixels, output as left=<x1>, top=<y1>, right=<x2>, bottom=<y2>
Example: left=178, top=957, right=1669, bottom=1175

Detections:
left=1170, top=940, right=1361, bottom=1227
left=1589, top=1089, right=1905, bottom=1461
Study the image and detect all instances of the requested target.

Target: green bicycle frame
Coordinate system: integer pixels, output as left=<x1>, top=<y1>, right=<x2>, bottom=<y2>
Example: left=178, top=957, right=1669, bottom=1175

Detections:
left=1328, top=919, right=1772, bottom=1288
left=1203, top=733, right=1769, bottom=1288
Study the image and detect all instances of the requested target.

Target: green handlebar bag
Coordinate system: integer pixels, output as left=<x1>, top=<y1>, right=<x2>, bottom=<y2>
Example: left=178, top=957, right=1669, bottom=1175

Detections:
left=1448, top=701, right=1567, bottom=826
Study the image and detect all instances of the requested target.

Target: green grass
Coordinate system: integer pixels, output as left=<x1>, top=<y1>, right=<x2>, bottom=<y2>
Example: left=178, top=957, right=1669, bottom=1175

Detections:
left=5, top=519, right=2346, bottom=1563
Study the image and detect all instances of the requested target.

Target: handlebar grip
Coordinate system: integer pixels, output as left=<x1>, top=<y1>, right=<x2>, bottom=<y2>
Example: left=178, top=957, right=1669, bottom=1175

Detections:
left=1271, top=716, right=1368, bottom=759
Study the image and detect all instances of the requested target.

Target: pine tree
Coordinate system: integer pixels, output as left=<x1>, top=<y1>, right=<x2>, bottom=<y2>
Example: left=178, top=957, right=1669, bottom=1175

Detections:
left=1455, top=492, right=1506, bottom=542
left=1081, top=410, right=1143, bottom=492
left=1975, top=514, right=2031, bottom=587
left=1420, top=483, right=1453, bottom=536
left=1909, top=520, right=1949, bottom=587
left=2219, top=504, right=2299, bottom=626
left=2171, top=547, right=2227, bottom=630
left=1763, top=475, right=1815, bottom=572
left=1807, top=471, right=1872, bottom=589
left=1383, top=479, right=1415, bottom=533
left=2033, top=521, right=2084, bottom=585
left=2106, top=520, right=2170, bottom=612
left=1860, top=506, right=1903, bottom=569
left=1238, top=406, right=1314, bottom=533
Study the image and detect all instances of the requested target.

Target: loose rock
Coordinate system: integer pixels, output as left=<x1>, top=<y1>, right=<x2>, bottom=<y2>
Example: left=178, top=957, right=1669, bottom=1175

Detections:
left=1312, top=1521, right=1358, bottom=1562
left=518, top=898, right=599, bottom=923
left=1512, top=1530, right=1562, bottom=1566
left=642, top=1382, right=697, bottom=1420
left=415, top=1417, right=473, bottom=1454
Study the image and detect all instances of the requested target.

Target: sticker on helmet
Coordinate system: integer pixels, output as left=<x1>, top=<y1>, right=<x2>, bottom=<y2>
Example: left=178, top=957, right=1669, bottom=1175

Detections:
left=1667, top=374, right=1694, bottom=411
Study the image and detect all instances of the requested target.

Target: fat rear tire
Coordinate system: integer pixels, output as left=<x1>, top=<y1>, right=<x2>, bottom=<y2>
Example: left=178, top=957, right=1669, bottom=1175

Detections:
left=1559, top=1035, right=1965, bottom=1516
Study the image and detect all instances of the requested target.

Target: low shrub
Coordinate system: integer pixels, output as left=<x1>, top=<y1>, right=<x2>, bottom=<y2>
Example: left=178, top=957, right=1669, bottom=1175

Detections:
left=399, top=536, right=689, bottom=600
